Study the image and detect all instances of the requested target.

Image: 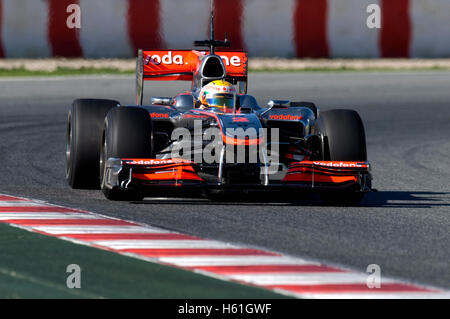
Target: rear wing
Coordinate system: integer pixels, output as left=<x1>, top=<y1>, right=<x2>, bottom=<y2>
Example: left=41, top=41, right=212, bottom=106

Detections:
left=136, top=49, right=248, bottom=104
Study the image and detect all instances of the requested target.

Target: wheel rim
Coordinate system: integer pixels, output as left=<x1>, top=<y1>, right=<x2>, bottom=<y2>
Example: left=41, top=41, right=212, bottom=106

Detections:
left=99, top=133, right=107, bottom=188
left=65, top=115, right=72, bottom=179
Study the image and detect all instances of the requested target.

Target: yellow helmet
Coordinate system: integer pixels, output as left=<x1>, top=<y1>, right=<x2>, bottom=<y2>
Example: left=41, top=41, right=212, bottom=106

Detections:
left=199, top=80, right=236, bottom=112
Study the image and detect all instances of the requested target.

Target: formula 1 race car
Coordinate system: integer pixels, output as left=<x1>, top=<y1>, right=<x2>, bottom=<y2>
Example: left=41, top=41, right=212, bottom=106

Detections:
left=65, top=11, right=372, bottom=205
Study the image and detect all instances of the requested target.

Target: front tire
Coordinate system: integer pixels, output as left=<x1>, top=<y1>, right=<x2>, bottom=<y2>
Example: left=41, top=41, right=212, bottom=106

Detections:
left=66, top=99, right=119, bottom=189
left=314, top=109, right=368, bottom=205
left=100, top=107, right=153, bottom=200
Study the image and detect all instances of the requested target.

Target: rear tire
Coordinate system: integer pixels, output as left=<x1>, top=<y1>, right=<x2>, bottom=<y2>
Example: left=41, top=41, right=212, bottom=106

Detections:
left=314, top=109, right=367, bottom=205
left=66, top=99, right=119, bottom=189
left=100, top=107, right=153, bottom=200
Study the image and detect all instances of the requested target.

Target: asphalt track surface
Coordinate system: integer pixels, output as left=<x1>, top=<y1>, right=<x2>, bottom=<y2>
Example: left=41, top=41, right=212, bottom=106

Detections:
left=0, top=72, right=449, bottom=291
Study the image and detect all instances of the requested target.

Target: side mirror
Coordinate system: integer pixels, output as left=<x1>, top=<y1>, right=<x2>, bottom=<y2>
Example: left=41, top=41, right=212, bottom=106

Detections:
left=238, top=81, right=247, bottom=94
left=151, top=97, right=172, bottom=106
left=267, top=100, right=290, bottom=108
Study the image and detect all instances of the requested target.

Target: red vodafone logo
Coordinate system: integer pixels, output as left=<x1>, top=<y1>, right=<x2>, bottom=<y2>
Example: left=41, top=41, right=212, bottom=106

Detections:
left=150, top=112, right=169, bottom=118
left=219, top=55, right=241, bottom=67
left=269, top=114, right=303, bottom=121
left=145, top=51, right=183, bottom=65
left=312, top=162, right=366, bottom=168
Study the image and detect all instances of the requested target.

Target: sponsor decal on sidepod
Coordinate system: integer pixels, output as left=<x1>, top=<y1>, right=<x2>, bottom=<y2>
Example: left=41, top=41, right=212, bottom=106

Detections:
left=312, top=162, right=366, bottom=168
left=150, top=112, right=169, bottom=118
left=269, top=114, right=303, bottom=121
left=125, top=159, right=192, bottom=165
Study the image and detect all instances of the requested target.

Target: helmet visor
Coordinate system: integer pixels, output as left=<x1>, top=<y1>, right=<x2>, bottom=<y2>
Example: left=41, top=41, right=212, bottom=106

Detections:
left=206, top=93, right=235, bottom=108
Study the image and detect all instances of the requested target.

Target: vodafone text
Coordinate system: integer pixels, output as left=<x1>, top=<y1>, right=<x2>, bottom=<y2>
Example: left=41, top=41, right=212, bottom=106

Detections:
left=269, top=114, right=302, bottom=121
left=312, top=161, right=365, bottom=168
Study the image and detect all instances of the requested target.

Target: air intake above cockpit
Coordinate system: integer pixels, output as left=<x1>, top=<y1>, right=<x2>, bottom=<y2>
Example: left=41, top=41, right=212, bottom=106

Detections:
left=200, top=55, right=226, bottom=79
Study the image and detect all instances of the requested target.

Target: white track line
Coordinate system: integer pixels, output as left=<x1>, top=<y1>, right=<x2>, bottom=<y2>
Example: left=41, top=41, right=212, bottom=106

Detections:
left=92, top=240, right=237, bottom=250
left=158, top=256, right=316, bottom=267
left=31, top=225, right=172, bottom=235
left=227, top=273, right=396, bottom=286
left=0, top=201, right=46, bottom=207
left=0, top=213, right=97, bottom=220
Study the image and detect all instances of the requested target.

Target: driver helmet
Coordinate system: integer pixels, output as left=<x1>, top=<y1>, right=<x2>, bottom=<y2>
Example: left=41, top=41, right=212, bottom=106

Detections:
left=199, top=80, right=236, bottom=113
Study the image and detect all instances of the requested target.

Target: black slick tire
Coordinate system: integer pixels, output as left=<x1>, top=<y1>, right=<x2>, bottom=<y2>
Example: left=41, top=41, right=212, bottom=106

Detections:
left=100, top=107, right=153, bottom=201
left=66, top=99, right=119, bottom=189
left=314, top=109, right=368, bottom=205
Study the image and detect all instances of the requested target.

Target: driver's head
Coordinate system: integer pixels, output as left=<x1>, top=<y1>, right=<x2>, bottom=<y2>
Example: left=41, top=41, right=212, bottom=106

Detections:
left=199, top=80, right=236, bottom=112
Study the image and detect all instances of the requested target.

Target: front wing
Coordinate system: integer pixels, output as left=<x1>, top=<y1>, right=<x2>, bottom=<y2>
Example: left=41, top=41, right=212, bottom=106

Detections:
left=103, top=158, right=372, bottom=193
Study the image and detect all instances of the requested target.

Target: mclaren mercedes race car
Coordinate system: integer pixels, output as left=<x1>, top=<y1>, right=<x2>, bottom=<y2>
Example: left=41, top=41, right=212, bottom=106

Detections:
left=65, top=21, right=372, bottom=205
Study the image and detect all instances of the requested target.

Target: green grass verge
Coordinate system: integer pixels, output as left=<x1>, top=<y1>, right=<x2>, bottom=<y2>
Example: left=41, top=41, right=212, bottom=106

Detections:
left=0, top=223, right=288, bottom=299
